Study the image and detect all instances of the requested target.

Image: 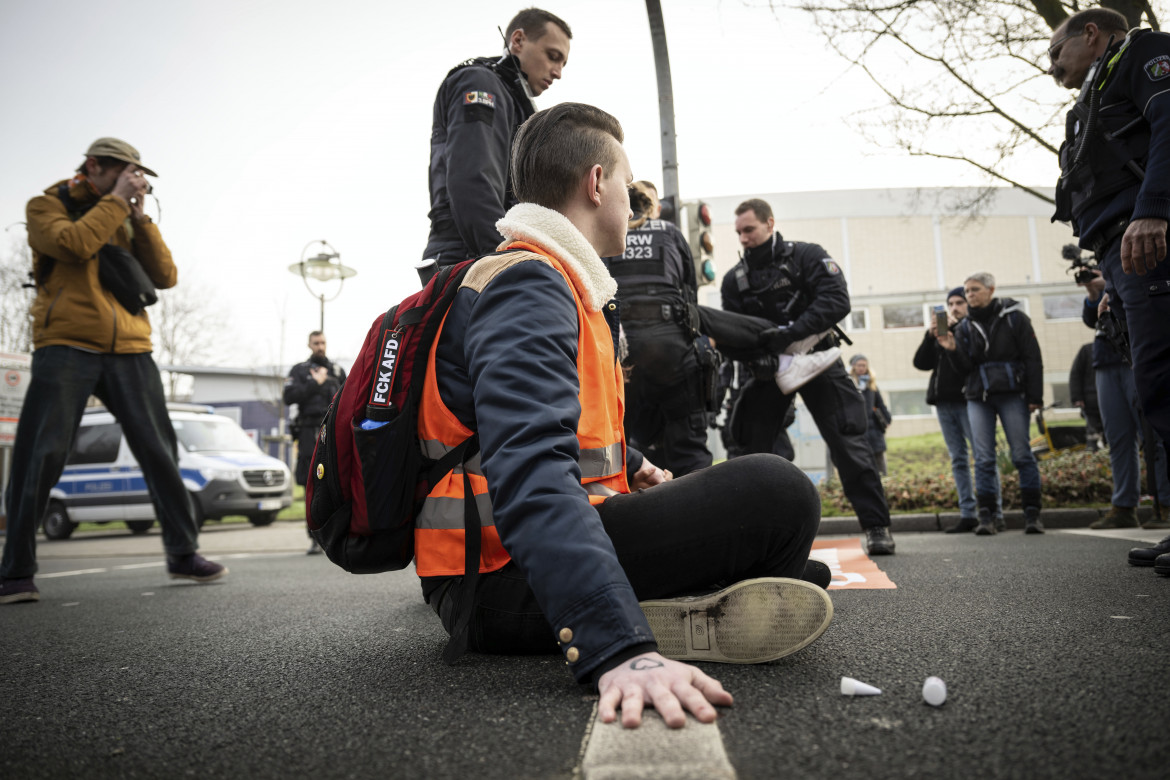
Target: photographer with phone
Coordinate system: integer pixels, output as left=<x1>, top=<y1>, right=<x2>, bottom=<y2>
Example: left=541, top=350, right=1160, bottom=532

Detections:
left=1, top=138, right=225, bottom=605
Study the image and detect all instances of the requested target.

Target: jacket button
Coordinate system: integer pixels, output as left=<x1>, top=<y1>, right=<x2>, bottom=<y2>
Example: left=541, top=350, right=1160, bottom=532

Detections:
left=559, top=627, right=573, bottom=643
left=608, top=302, right=617, bottom=311
left=566, top=647, right=580, bottom=663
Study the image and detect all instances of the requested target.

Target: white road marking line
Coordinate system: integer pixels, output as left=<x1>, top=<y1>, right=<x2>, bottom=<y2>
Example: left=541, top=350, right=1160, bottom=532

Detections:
left=39, top=568, right=108, bottom=578
left=114, top=562, right=165, bottom=570
left=578, top=703, right=736, bottom=780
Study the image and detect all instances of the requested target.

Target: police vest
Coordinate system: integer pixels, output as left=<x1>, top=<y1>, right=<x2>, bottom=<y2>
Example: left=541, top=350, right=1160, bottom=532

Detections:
left=414, top=242, right=629, bottom=577
left=731, top=241, right=800, bottom=325
left=1054, top=30, right=1152, bottom=225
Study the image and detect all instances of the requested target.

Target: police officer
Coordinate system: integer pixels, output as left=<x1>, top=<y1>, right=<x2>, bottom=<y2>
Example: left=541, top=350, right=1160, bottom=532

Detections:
left=418, top=8, right=571, bottom=284
left=1048, top=8, right=1170, bottom=463
left=284, top=330, right=346, bottom=552
left=604, top=181, right=716, bottom=476
left=721, top=199, right=895, bottom=555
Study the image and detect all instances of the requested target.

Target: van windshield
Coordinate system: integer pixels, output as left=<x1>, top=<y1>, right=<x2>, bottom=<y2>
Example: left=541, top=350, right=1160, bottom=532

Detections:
left=173, top=419, right=258, bottom=453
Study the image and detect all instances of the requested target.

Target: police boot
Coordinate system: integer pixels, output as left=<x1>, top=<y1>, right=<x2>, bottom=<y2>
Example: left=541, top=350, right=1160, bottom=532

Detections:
left=974, top=494, right=998, bottom=536
left=1022, top=489, right=1044, bottom=535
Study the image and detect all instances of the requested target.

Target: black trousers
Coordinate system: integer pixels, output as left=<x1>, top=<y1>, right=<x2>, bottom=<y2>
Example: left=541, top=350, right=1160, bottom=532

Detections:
left=430, top=454, right=819, bottom=654
left=623, top=321, right=712, bottom=477
left=731, top=359, right=890, bottom=530
left=294, top=417, right=323, bottom=487
left=2, top=347, right=199, bottom=578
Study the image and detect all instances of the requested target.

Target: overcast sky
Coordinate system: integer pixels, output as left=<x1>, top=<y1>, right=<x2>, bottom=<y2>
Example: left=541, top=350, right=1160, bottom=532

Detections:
left=0, top=0, right=1060, bottom=369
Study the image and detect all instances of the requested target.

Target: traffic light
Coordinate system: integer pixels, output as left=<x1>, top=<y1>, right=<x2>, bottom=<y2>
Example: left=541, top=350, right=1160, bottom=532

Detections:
left=681, top=200, right=715, bottom=285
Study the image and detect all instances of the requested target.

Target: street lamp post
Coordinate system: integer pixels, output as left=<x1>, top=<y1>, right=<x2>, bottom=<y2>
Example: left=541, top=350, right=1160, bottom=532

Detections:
left=287, top=240, right=358, bottom=332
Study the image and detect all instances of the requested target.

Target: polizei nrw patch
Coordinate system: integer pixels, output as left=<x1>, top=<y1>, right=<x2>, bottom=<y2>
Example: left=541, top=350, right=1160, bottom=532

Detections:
left=1146, top=55, right=1170, bottom=80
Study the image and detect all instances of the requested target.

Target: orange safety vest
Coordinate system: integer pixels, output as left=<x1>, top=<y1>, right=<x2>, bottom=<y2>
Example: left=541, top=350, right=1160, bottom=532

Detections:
left=414, top=244, right=629, bottom=577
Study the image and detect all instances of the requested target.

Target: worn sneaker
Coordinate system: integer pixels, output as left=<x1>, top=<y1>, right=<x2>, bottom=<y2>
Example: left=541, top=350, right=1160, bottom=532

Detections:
left=776, top=347, right=841, bottom=395
left=863, top=526, right=896, bottom=555
left=639, top=577, right=833, bottom=664
left=1091, top=506, right=1138, bottom=529
left=167, top=554, right=228, bottom=582
left=0, top=577, right=39, bottom=604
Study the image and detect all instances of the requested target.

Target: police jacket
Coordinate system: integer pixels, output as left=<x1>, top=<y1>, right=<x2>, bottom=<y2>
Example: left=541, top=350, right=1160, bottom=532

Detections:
left=418, top=203, right=655, bottom=684
left=912, top=327, right=968, bottom=405
left=946, top=298, right=1044, bottom=405
left=1081, top=294, right=1126, bottom=369
left=283, top=357, right=346, bottom=421
left=27, top=177, right=176, bottom=354
left=1054, top=28, right=1170, bottom=246
left=604, top=218, right=698, bottom=322
left=720, top=233, right=850, bottom=352
left=422, top=54, right=536, bottom=265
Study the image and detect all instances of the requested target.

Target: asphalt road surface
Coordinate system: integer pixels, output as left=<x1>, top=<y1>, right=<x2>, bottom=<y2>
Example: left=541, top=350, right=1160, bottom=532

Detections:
left=2, top=522, right=1168, bottom=779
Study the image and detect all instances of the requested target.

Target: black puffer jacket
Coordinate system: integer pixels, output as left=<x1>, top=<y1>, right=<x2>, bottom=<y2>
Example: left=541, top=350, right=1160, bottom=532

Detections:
left=912, top=327, right=967, bottom=404
left=947, top=297, right=1043, bottom=405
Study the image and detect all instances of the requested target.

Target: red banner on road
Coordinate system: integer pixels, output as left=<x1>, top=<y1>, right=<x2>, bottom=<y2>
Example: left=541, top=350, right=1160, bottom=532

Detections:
left=811, top=538, right=897, bottom=590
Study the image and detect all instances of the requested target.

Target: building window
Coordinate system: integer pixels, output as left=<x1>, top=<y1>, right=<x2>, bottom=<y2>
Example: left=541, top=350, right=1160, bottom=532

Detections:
left=841, top=309, right=869, bottom=332
left=1043, top=294, right=1084, bottom=321
left=882, top=304, right=924, bottom=330
left=886, top=390, right=931, bottom=417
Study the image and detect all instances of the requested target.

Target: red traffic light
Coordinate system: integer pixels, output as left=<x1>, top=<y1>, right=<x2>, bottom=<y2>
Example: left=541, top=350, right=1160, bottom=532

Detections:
left=698, top=202, right=711, bottom=227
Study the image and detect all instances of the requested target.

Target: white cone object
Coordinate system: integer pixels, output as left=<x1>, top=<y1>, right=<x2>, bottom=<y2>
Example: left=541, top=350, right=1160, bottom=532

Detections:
left=923, top=676, right=947, bottom=706
left=840, top=676, right=881, bottom=696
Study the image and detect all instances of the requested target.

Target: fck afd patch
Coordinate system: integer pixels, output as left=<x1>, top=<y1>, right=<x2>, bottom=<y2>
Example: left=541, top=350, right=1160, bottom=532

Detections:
left=1145, top=55, right=1170, bottom=80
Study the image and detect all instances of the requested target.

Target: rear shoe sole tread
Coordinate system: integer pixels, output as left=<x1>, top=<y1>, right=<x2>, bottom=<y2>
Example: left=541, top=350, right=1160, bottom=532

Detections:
left=640, top=577, right=833, bottom=664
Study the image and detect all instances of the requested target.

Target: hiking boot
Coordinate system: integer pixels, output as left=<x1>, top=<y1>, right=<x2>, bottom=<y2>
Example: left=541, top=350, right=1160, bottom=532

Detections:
left=167, top=554, right=228, bottom=582
left=802, top=559, right=831, bottom=590
left=639, top=577, right=833, bottom=664
left=1141, top=507, right=1170, bottom=530
left=0, top=577, right=39, bottom=604
left=974, top=512, right=997, bottom=536
left=1024, top=517, right=1045, bottom=534
left=995, top=515, right=1007, bottom=533
left=944, top=516, right=977, bottom=534
left=1091, top=506, right=1138, bottom=529
left=863, top=526, right=896, bottom=555
left=1128, top=534, right=1170, bottom=566
left=776, top=347, right=841, bottom=395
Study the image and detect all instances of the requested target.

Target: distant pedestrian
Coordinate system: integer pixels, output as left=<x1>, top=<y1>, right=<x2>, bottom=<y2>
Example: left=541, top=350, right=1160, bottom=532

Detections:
left=848, top=355, right=891, bottom=476
left=912, top=287, right=1004, bottom=532
left=1068, top=342, right=1103, bottom=451
left=939, top=272, right=1045, bottom=535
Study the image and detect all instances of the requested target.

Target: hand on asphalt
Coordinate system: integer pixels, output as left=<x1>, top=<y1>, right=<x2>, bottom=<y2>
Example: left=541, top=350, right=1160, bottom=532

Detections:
left=598, top=652, right=733, bottom=729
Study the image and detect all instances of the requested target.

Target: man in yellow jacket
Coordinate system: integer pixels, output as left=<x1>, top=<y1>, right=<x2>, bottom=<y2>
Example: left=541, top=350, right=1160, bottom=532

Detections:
left=0, top=138, right=226, bottom=605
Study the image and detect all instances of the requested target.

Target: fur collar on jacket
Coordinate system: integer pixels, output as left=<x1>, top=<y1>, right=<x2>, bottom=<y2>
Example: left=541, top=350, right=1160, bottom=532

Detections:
left=496, top=203, right=618, bottom=313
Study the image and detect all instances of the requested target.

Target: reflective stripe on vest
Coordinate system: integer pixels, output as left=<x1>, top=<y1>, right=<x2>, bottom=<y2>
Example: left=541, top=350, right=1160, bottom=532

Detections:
left=414, top=244, right=628, bottom=578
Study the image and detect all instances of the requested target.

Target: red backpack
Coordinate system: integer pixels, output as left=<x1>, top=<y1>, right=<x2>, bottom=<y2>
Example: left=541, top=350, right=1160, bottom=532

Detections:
left=305, top=260, right=480, bottom=575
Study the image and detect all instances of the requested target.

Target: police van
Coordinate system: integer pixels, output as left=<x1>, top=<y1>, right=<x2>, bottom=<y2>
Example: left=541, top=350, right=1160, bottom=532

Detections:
left=42, top=404, right=293, bottom=540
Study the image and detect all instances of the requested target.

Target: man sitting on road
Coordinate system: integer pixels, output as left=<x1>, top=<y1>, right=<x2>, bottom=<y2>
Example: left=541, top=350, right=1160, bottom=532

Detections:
left=416, top=102, right=832, bottom=729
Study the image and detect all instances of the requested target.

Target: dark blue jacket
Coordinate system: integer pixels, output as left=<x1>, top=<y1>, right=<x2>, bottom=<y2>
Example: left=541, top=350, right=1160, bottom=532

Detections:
left=946, top=297, right=1044, bottom=405
left=420, top=249, right=654, bottom=684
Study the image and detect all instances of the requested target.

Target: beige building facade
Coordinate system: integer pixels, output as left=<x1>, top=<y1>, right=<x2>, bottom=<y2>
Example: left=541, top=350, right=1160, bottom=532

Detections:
left=696, top=187, right=1092, bottom=436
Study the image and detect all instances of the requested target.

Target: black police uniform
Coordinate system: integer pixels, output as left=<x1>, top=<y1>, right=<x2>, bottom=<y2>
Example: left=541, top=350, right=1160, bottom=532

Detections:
left=720, top=233, right=892, bottom=531
left=604, top=219, right=715, bottom=476
left=283, top=356, right=346, bottom=486
left=1054, top=27, right=1170, bottom=453
left=421, top=54, right=535, bottom=281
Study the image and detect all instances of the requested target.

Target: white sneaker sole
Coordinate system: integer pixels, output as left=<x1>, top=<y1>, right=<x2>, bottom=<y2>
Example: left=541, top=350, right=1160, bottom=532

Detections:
left=639, top=577, right=833, bottom=664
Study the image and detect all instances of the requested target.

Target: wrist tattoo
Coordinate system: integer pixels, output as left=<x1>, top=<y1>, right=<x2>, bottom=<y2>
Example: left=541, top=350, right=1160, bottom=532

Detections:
left=630, top=658, right=664, bottom=671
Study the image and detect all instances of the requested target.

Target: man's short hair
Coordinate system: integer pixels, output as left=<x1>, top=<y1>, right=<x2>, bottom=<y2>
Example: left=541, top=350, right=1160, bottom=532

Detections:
left=506, top=7, right=572, bottom=42
left=511, top=102, right=624, bottom=211
left=308, top=330, right=324, bottom=341
left=1062, top=8, right=1129, bottom=37
left=735, top=199, right=773, bottom=223
left=965, top=272, right=996, bottom=289
left=76, top=156, right=127, bottom=176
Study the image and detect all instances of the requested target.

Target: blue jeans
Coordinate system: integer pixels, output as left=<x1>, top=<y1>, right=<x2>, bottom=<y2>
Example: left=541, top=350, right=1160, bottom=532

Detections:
left=1097, top=237, right=1170, bottom=452
left=968, top=393, right=1041, bottom=499
left=1, top=347, right=199, bottom=579
left=936, top=401, right=1003, bottom=519
left=1096, top=363, right=1170, bottom=506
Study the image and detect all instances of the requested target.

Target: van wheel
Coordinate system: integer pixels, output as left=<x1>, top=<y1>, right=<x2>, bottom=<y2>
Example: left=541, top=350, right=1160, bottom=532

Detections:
left=249, top=511, right=278, bottom=527
left=126, top=520, right=154, bottom=535
left=42, top=501, right=76, bottom=540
